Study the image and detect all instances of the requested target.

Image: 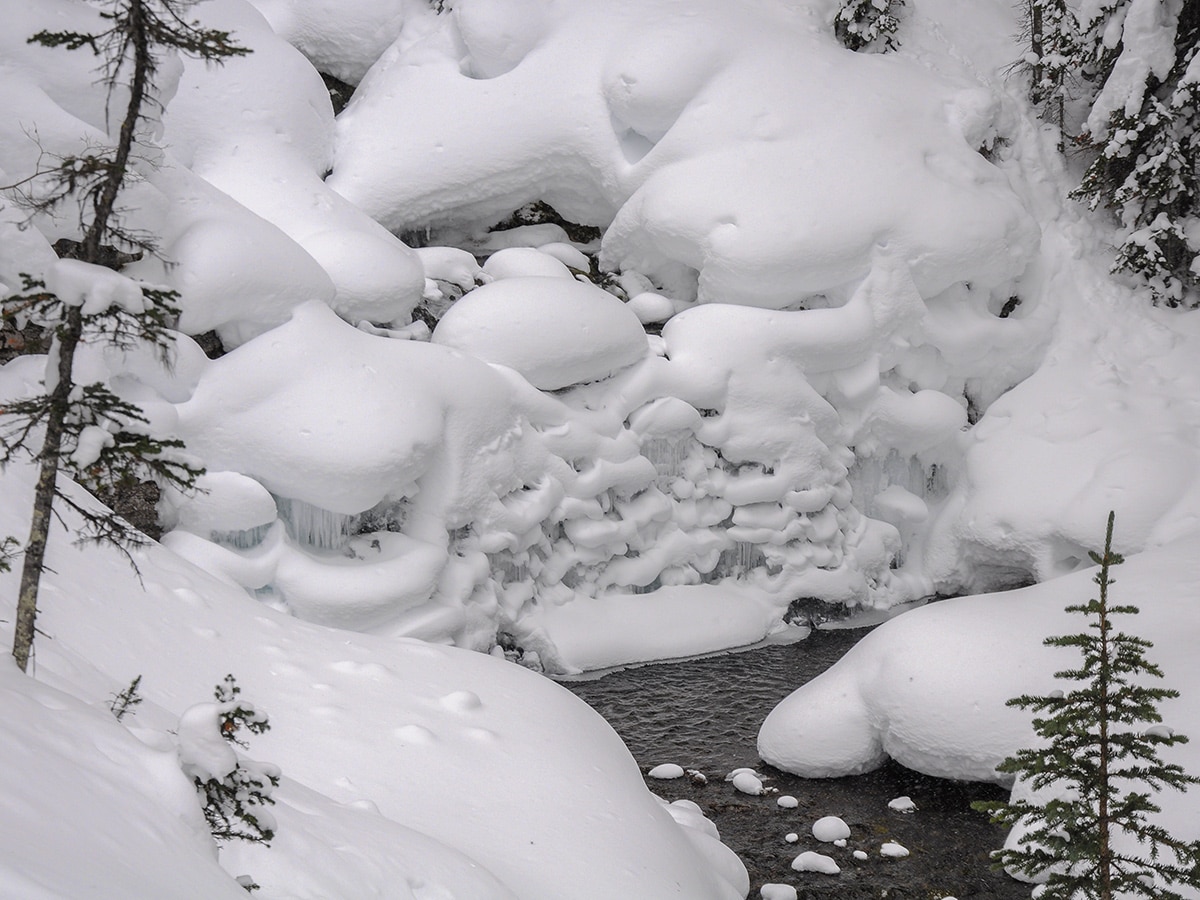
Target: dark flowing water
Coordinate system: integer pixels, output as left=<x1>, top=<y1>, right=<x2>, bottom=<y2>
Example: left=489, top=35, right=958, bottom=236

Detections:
left=563, top=626, right=1032, bottom=900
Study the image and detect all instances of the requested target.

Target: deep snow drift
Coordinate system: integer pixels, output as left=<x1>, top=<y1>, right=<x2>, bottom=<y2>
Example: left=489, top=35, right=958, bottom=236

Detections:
left=4, top=0, right=1200, bottom=895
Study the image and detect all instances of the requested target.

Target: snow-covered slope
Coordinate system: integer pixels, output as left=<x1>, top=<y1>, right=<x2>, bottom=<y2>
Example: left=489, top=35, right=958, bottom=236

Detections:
left=3, top=0, right=1200, bottom=894
left=0, top=465, right=744, bottom=899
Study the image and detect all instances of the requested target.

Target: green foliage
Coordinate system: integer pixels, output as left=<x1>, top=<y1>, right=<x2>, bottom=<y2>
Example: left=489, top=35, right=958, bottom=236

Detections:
left=1019, top=0, right=1079, bottom=144
left=4, top=0, right=246, bottom=672
left=0, top=274, right=202, bottom=554
left=973, top=512, right=1200, bottom=899
left=0, top=536, right=17, bottom=573
left=194, top=675, right=279, bottom=845
left=107, top=674, right=144, bottom=721
left=834, top=0, right=905, bottom=52
left=1067, top=2, right=1200, bottom=306
left=213, top=673, right=271, bottom=747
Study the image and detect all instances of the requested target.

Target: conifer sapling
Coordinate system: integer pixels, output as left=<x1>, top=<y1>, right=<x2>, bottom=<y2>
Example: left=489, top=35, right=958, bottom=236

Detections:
left=973, top=511, right=1200, bottom=899
left=178, top=675, right=279, bottom=846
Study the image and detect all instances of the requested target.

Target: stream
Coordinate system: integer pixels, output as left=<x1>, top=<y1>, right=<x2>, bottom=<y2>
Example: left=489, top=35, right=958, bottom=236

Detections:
left=563, top=626, right=1032, bottom=900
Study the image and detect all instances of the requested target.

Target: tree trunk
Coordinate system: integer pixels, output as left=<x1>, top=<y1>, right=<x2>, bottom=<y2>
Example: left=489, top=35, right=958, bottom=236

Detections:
left=11, top=0, right=147, bottom=671
left=12, top=308, right=83, bottom=672
left=1097, top=524, right=1113, bottom=899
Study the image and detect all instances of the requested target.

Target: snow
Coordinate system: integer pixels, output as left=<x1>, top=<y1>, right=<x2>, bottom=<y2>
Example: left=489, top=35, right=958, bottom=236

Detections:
left=759, top=539, right=1200, bottom=878
left=776, top=795, right=799, bottom=809
left=431, top=277, right=649, bottom=390
left=176, top=702, right=241, bottom=783
left=881, top=841, right=910, bottom=858
left=812, top=815, right=851, bottom=843
left=888, top=795, right=917, bottom=813
left=0, top=464, right=744, bottom=899
left=649, top=763, right=686, bottom=779
left=3, top=0, right=1200, bottom=893
left=791, top=850, right=840, bottom=875
left=330, top=0, right=1037, bottom=309
left=47, top=260, right=147, bottom=316
left=731, top=771, right=767, bottom=796
left=0, top=664, right=249, bottom=900
left=760, top=885, right=798, bottom=900
left=1085, top=0, right=1183, bottom=134
left=0, top=0, right=1102, bottom=673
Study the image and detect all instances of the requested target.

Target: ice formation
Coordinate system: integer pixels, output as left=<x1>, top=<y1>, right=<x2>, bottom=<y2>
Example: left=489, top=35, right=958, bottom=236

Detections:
left=154, top=222, right=1032, bottom=671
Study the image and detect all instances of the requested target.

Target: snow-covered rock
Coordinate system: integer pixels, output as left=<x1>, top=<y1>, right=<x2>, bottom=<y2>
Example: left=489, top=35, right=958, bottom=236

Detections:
left=812, top=815, right=851, bottom=843
left=791, top=850, right=840, bottom=875
left=649, top=763, right=686, bottom=780
left=431, top=277, right=649, bottom=390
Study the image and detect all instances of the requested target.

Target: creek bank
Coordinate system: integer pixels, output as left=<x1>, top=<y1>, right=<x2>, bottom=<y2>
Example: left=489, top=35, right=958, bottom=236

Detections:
left=563, top=627, right=1030, bottom=899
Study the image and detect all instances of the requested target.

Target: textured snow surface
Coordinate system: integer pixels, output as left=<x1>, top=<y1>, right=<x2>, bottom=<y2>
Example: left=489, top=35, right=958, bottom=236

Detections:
left=330, top=0, right=1038, bottom=308
left=0, top=665, right=248, bottom=900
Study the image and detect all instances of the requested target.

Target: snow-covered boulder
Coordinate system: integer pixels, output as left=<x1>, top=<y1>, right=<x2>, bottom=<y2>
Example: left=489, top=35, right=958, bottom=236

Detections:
left=432, top=277, right=649, bottom=390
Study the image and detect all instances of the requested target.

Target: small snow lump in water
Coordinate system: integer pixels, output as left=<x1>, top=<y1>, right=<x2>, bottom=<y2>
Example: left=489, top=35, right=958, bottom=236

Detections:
left=811, top=815, right=851, bottom=842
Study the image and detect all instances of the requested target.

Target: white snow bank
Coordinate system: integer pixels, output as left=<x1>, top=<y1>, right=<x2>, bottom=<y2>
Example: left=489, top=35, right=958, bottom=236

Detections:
left=922, top=231, right=1200, bottom=591
left=244, top=0, right=424, bottom=85
left=219, top=779, right=521, bottom=900
left=0, top=460, right=745, bottom=900
left=0, top=0, right=420, bottom=347
left=528, top=584, right=783, bottom=672
left=331, top=0, right=1038, bottom=308
left=759, top=537, right=1200, bottom=859
left=0, top=665, right=248, bottom=900
left=163, top=0, right=424, bottom=327
left=431, top=277, right=649, bottom=390
left=176, top=301, right=542, bottom=521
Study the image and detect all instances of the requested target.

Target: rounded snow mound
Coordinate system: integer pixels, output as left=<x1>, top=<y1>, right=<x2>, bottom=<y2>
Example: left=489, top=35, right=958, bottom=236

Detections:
left=432, top=277, right=648, bottom=390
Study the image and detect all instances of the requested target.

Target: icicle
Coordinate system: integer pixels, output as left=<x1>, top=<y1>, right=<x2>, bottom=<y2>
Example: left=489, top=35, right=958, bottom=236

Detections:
left=642, top=434, right=691, bottom=482
left=210, top=523, right=273, bottom=551
left=846, top=450, right=946, bottom=518
left=275, top=496, right=360, bottom=551
left=710, top=541, right=766, bottom=580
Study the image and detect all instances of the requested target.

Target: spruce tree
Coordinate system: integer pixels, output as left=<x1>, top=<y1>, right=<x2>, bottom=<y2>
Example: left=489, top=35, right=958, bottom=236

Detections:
left=834, top=0, right=906, bottom=53
left=1021, top=0, right=1080, bottom=147
left=0, top=1, right=246, bottom=672
left=183, top=675, right=279, bottom=846
left=1070, top=0, right=1200, bottom=307
left=974, top=512, right=1200, bottom=899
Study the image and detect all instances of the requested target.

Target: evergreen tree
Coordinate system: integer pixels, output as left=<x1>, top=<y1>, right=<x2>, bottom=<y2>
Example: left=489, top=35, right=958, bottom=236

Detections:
left=182, top=675, right=280, bottom=846
left=834, top=0, right=906, bottom=53
left=0, top=1, right=246, bottom=672
left=1021, top=0, right=1080, bottom=147
left=974, top=512, right=1200, bottom=899
left=1070, top=0, right=1200, bottom=306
